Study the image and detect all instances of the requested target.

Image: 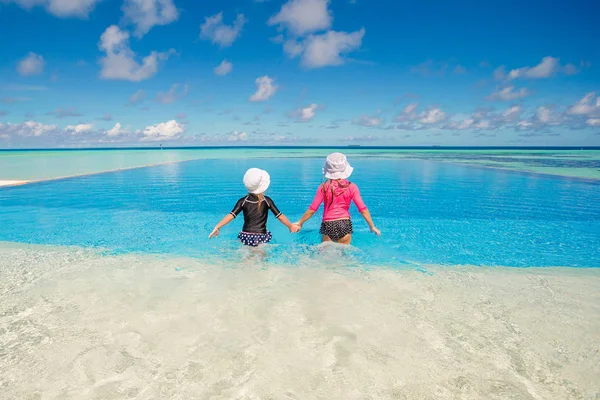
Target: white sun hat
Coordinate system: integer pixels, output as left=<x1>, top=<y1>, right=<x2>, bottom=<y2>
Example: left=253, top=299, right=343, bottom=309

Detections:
left=243, top=168, right=271, bottom=194
left=323, top=152, right=354, bottom=180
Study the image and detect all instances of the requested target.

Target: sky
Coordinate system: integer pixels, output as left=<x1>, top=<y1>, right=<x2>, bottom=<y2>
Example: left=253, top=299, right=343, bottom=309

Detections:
left=0, top=0, right=599, bottom=148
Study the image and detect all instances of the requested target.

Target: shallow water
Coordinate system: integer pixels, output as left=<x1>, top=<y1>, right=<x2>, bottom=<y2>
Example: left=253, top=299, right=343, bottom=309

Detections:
left=2, top=152, right=600, bottom=398
left=1, top=157, right=599, bottom=267
left=1, top=243, right=599, bottom=399
left=2, top=148, right=600, bottom=181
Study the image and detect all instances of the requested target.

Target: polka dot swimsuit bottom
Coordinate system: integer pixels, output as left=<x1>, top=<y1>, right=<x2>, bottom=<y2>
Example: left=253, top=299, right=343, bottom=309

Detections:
left=319, top=219, right=353, bottom=242
left=238, top=231, right=273, bottom=247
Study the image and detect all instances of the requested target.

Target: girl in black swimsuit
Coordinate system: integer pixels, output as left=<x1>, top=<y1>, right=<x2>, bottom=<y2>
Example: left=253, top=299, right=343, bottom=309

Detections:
left=208, top=168, right=298, bottom=246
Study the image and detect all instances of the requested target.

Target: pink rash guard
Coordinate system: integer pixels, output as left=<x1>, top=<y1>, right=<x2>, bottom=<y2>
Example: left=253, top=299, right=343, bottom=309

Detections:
left=309, top=179, right=368, bottom=221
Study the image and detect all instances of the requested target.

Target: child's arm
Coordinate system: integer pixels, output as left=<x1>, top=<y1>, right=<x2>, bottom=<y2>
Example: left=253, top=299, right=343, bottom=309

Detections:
left=209, top=198, right=245, bottom=239
left=353, top=185, right=380, bottom=236
left=360, top=209, right=381, bottom=236
left=294, top=209, right=315, bottom=229
left=276, top=214, right=299, bottom=233
left=208, top=214, right=235, bottom=238
left=294, top=186, right=322, bottom=229
left=266, top=197, right=299, bottom=233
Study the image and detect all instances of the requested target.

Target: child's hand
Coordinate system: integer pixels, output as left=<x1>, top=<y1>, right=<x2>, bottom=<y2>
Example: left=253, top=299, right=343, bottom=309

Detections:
left=208, top=227, right=220, bottom=239
left=371, top=226, right=381, bottom=236
left=290, top=224, right=300, bottom=233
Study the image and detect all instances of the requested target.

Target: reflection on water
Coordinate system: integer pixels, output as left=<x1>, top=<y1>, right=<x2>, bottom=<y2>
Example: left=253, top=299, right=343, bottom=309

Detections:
left=1, top=244, right=599, bottom=399
left=1, top=148, right=600, bottom=181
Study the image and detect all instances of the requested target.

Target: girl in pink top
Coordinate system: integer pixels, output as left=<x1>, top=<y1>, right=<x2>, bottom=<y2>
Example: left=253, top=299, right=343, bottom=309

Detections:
left=294, top=153, right=380, bottom=245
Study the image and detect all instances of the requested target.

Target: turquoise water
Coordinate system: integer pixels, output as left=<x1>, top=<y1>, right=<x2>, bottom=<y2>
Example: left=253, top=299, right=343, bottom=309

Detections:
left=1, top=157, right=599, bottom=267
left=2, top=155, right=600, bottom=399
left=2, top=147, right=600, bottom=181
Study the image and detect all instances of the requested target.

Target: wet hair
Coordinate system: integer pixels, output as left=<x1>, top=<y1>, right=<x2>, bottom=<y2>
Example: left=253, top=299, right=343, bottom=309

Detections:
left=322, top=179, right=351, bottom=208
left=255, top=192, right=265, bottom=210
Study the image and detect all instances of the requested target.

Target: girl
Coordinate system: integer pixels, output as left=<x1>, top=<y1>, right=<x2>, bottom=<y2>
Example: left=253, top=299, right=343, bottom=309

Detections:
left=209, top=168, right=298, bottom=246
left=294, top=153, right=380, bottom=245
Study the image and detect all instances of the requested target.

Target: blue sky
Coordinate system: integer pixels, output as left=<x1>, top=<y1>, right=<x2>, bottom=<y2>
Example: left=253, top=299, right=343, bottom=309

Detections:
left=0, top=0, right=599, bottom=147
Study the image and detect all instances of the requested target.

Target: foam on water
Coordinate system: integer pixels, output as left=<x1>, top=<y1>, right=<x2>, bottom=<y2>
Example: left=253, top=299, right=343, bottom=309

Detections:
left=1, top=243, right=599, bottom=399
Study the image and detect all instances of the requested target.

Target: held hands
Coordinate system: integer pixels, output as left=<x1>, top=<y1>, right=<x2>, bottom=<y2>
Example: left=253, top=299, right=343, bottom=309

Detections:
left=290, top=223, right=301, bottom=233
left=290, top=222, right=302, bottom=233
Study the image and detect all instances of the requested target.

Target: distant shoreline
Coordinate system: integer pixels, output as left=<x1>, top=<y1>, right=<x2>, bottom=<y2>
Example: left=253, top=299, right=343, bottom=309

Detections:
left=1, top=145, right=600, bottom=152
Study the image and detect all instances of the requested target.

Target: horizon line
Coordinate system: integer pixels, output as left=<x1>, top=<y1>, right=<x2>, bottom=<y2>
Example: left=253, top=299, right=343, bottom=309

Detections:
left=1, top=145, right=600, bottom=151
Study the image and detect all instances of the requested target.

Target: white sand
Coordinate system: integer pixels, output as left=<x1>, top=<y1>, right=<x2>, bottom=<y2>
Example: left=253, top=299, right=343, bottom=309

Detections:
left=1, top=243, right=599, bottom=399
left=0, top=180, right=27, bottom=187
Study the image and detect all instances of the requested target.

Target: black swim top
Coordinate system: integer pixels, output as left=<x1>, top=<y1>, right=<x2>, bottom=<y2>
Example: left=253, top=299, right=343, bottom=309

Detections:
left=230, top=194, right=282, bottom=234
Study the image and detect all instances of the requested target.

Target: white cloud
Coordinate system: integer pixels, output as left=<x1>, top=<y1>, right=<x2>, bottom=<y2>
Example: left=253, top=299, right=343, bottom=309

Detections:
left=342, top=135, right=379, bottom=142
left=214, top=60, right=233, bottom=76
left=443, top=114, right=489, bottom=131
left=122, top=0, right=179, bottom=38
left=474, top=120, right=490, bottom=129
left=2, top=0, right=100, bottom=18
left=536, top=107, right=552, bottom=124
left=441, top=106, right=515, bottom=132
left=156, top=83, right=189, bottom=104
left=562, top=63, right=579, bottom=75
left=402, top=103, right=418, bottom=116
left=291, top=103, right=319, bottom=122
left=445, top=119, right=478, bottom=131
left=516, top=106, right=561, bottom=131
left=200, top=12, right=247, bottom=48
left=227, top=131, right=248, bottom=141
left=487, top=85, right=530, bottom=101
left=129, top=89, right=146, bottom=105
left=17, top=52, right=45, bottom=76
left=506, top=56, right=581, bottom=80
left=298, top=28, right=365, bottom=68
left=142, top=120, right=184, bottom=141
left=587, top=118, right=600, bottom=126
left=509, top=56, right=559, bottom=79
left=283, top=39, right=304, bottom=58
left=567, top=92, right=598, bottom=115
left=268, top=0, right=332, bottom=36
left=501, top=105, right=522, bottom=122
left=353, top=114, right=382, bottom=127
left=452, top=119, right=475, bottom=130
left=99, top=25, right=175, bottom=82
left=0, top=120, right=58, bottom=137
left=394, top=103, right=419, bottom=124
left=419, top=108, right=446, bottom=124
left=106, top=122, right=128, bottom=137
left=249, top=76, right=277, bottom=102
left=394, top=103, right=449, bottom=130
left=65, top=123, right=94, bottom=134
left=516, top=120, right=533, bottom=130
